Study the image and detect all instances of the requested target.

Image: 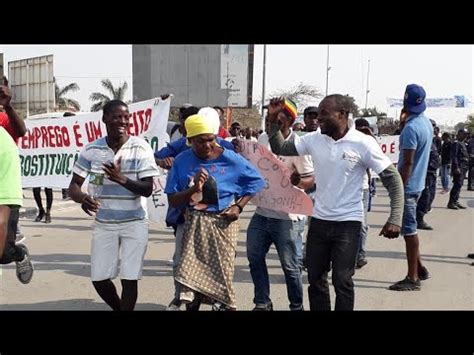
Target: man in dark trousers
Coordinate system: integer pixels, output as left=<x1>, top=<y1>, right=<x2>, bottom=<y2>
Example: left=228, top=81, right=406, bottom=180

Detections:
left=447, top=128, right=469, bottom=209
left=416, top=120, right=440, bottom=230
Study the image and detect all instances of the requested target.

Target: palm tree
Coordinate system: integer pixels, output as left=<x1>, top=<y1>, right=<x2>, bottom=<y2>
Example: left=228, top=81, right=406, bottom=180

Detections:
left=55, top=80, right=81, bottom=111
left=89, top=79, right=128, bottom=112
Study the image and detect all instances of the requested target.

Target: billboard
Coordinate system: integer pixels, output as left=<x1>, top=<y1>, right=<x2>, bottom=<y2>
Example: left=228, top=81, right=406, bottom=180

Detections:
left=387, top=96, right=469, bottom=108
left=220, top=45, right=253, bottom=107
left=8, top=54, right=55, bottom=116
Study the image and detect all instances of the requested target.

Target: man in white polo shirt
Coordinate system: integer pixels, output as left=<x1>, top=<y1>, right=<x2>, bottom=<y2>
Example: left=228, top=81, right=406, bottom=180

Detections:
left=267, top=95, right=404, bottom=311
left=68, top=100, right=159, bottom=311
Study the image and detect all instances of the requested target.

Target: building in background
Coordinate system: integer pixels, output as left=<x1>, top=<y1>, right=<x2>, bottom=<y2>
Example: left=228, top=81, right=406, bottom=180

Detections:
left=132, top=45, right=254, bottom=108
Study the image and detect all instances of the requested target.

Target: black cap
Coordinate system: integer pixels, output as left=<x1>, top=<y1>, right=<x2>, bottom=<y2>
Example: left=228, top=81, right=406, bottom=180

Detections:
left=457, top=128, right=468, bottom=134
left=303, top=106, right=318, bottom=116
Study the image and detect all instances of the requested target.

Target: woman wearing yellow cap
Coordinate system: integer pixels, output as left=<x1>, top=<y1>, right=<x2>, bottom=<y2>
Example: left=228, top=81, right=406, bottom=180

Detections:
left=164, top=114, right=265, bottom=310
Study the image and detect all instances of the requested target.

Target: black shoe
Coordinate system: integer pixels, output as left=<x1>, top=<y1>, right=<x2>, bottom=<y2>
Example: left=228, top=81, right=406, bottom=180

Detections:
left=467, top=254, right=474, bottom=259
left=389, top=277, right=421, bottom=291
left=356, top=258, right=368, bottom=269
left=290, top=306, right=304, bottom=311
left=417, top=220, right=433, bottom=230
left=418, top=266, right=431, bottom=281
left=185, top=294, right=202, bottom=311
left=212, top=302, right=234, bottom=311
left=455, top=202, right=467, bottom=209
left=44, top=213, right=51, bottom=224
left=165, top=298, right=182, bottom=311
left=252, top=302, right=273, bottom=311
left=34, top=211, right=45, bottom=222
left=447, top=202, right=459, bottom=210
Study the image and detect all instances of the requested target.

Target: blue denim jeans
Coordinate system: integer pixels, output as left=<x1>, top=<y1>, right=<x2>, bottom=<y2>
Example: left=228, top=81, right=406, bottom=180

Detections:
left=401, top=192, right=421, bottom=236
left=357, top=189, right=370, bottom=260
left=440, top=164, right=450, bottom=190
left=296, top=216, right=306, bottom=268
left=246, top=213, right=304, bottom=310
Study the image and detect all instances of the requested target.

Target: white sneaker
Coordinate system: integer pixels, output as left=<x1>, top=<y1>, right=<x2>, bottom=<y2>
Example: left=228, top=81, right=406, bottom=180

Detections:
left=15, top=232, right=26, bottom=245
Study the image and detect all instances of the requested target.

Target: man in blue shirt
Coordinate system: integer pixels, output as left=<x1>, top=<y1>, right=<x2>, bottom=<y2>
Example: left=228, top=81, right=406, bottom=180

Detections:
left=390, top=84, right=433, bottom=291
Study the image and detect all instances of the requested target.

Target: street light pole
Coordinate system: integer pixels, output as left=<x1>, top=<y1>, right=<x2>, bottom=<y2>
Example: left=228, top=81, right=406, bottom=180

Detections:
left=365, top=59, right=371, bottom=109
left=325, top=45, right=330, bottom=96
left=261, top=44, right=267, bottom=118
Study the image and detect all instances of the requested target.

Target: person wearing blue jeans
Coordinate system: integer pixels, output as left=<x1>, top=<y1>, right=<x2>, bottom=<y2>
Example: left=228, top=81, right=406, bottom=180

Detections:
left=416, top=122, right=441, bottom=230
left=247, top=215, right=306, bottom=310
left=390, top=85, right=433, bottom=291
left=356, top=189, right=370, bottom=268
left=247, top=98, right=314, bottom=311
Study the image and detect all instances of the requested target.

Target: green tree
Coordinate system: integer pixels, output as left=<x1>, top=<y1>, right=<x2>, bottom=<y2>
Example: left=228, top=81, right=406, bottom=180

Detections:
left=89, top=79, right=128, bottom=112
left=55, top=79, right=80, bottom=111
left=270, top=82, right=322, bottom=111
left=454, top=121, right=466, bottom=132
left=466, top=113, right=474, bottom=133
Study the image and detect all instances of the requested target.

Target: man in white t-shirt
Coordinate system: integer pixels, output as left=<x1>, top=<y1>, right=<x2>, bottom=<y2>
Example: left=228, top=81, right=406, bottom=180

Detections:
left=247, top=98, right=314, bottom=311
left=267, top=95, right=404, bottom=311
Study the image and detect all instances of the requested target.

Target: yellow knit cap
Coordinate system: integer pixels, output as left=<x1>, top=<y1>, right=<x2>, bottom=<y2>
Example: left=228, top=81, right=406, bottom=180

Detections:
left=185, top=114, right=216, bottom=146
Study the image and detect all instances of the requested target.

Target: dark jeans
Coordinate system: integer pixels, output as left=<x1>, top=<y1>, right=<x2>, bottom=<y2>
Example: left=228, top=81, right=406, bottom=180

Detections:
left=0, top=207, right=25, bottom=264
left=468, top=162, right=474, bottom=190
left=306, top=218, right=361, bottom=311
left=416, top=172, right=436, bottom=218
left=449, top=168, right=467, bottom=204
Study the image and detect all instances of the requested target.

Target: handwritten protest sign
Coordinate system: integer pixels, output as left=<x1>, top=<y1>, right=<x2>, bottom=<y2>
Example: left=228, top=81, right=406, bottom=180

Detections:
left=239, top=140, right=313, bottom=216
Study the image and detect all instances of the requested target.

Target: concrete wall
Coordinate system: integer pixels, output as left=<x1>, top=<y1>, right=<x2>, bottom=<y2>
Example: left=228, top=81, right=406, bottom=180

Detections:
left=133, top=45, right=247, bottom=107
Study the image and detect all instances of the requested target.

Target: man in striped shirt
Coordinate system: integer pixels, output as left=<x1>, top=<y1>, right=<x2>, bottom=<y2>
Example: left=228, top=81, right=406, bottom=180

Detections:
left=68, top=100, right=159, bottom=311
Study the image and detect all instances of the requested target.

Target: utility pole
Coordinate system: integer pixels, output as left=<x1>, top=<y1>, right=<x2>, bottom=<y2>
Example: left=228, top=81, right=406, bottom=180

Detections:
left=261, top=44, right=267, bottom=118
left=325, top=45, right=331, bottom=96
left=365, top=59, right=371, bottom=109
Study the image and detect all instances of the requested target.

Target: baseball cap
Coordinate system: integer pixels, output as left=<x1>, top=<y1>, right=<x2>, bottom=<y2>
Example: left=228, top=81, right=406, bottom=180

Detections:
left=403, top=84, right=426, bottom=114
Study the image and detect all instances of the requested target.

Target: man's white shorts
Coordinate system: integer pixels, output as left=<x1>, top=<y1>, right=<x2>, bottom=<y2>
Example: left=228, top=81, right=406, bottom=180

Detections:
left=91, top=219, right=148, bottom=281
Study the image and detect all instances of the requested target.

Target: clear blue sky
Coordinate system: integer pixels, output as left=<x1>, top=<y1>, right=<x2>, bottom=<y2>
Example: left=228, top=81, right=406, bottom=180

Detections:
left=1, top=44, right=472, bottom=126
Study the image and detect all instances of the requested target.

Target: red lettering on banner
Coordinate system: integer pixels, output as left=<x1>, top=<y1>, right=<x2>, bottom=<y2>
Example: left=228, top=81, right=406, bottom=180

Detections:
left=34, top=128, right=41, bottom=149
left=73, top=124, right=83, bottom=147
left=62, top=127, right=70, bottom=147
left=390, top=142, right=395, bottom=153
left=40, top=127, right=49, bottom=147
left=381, top=144, right=387, bottom=153
left=132, top=112, right=139, bottom=136
left=137, top=110, right=144, bottom=135
left=127, top=112, right=134, bottom=135
left=54, top=127, right=62, bottom=147
left=61, top=126, right=71, bottom=147
left=143, top=108, right=152, bottom=132
left=20, top=134, right=28, bottom=149
left=47, top=126, right=55, bottom=147
left=92, top=121, right=102, bottom=140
